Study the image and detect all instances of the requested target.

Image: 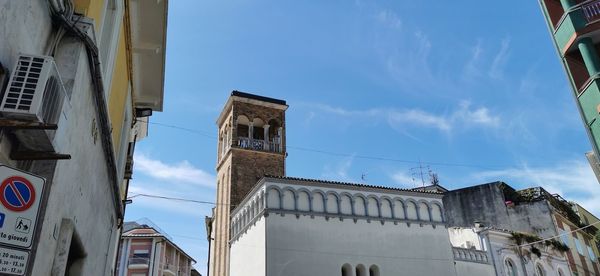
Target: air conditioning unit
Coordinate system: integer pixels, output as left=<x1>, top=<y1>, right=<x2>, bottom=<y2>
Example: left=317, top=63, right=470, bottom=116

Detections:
left=0, top=54, right=66, bottom=152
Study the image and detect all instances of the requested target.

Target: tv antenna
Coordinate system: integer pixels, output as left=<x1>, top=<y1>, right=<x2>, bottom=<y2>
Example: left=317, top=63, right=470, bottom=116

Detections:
left=410, top=160, right=429, bottom=188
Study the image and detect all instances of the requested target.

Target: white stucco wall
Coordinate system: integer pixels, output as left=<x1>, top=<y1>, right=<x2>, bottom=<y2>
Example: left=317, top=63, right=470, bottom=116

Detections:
left=230, top=216, right=266, bottom=276
left=448, top=227, right=484, bottom=250
left=265, top=214, right=455, bottom=276
left=230, top=177, right=456, bottom=276
left=455, top=260, right=495, bottom=276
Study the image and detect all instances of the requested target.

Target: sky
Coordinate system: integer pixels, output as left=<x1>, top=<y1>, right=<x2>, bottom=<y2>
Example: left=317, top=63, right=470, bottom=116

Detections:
left=123, top=1, right=600, bottom=274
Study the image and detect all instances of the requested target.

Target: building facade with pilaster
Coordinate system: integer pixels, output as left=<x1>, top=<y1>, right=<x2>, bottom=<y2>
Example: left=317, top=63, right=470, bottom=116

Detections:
left=0, top=0, right=167, bottom=274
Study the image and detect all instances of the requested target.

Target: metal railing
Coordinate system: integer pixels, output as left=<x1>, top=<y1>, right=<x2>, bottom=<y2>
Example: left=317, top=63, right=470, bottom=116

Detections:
left=237, top=137, right=281, bottom=153
left=128, top=257, right=150, bottom=266
left=452, top=247, right=489, bottom=264
left=583, top=0, right=600, bottom=22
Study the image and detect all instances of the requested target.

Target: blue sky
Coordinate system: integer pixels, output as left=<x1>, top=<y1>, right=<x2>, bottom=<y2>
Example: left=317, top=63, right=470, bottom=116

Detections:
left=123, top=0, right=600, bottom=274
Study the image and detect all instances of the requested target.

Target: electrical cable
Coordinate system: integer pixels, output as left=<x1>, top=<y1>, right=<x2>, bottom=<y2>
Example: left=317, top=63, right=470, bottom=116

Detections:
left=127, top=193, right=234, bottom=206
left=134, top=119, right=510, bottom=170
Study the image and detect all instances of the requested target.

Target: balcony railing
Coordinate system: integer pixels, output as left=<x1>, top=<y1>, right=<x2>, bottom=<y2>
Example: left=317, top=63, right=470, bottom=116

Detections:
left=583, top=0, right=600, bottom=23
left=128, top=257, right=150, bottom=267
left=452, top=247, right=489, bottom=264
left=237, top=137, right=281, bottom=153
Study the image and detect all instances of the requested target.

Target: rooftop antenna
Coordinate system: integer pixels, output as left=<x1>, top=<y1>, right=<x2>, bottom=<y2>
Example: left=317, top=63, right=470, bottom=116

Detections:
left=409, top=160, right=429, bottom=188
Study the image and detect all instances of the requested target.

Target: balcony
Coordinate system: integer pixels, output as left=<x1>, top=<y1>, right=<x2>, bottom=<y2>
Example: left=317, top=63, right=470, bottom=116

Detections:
left=583, top=0, right=600, bottom=23
left=161, top=263, right=177, bottom=276
left=452, top=247, right=489, bottom=264
left=127, top=257, right=149, bottom=269
left=237, top=137, right=282, bottom=153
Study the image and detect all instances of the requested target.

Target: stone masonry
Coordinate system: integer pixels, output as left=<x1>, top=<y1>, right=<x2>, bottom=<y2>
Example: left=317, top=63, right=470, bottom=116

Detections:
left=209, top=92, right=287, bottom=276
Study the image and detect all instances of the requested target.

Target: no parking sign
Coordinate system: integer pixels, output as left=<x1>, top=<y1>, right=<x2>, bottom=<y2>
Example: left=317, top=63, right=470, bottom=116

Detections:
left=0, top=166, right=45, bottom=275
left=0, top=166, right=44, bottom=249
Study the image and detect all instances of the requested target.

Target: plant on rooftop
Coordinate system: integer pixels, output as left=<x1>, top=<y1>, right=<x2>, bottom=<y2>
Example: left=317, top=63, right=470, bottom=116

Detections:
left=510, top=232, right=569, bottom=259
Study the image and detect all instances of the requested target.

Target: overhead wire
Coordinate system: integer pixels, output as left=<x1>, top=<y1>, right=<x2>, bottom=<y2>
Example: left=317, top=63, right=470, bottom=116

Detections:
left=135, top=119, right=511, bottom=170
left=515, top=220, right=600, bottom=248
left=127, top=193, right=230, bottom=206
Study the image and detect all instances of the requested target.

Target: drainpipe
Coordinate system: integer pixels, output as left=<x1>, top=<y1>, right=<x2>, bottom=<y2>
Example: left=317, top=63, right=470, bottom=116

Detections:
left=482, top=231, right=500, bottom=276
left=150, top=238, right=165, bottom=276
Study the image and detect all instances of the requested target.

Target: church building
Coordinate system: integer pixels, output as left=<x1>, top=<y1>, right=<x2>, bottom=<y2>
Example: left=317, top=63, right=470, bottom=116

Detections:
left=206, top=91, right=463, bottom=276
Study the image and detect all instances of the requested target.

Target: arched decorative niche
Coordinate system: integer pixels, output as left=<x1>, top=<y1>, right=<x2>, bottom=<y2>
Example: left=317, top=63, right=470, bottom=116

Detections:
left=297, top=190, right=311, bottom=211
left=367, top=196, right=380, bottom=217
left=326, top=192, right=339, bottom=214
left=354, top=195, right=367, bottom=216
left=282, top=187, right=296, bottom=210
left=418, top=200, right=431, bottom=221
left=430, top=202, right=443, bottom=222
left=380, top=197, right=393, bottom=218
left=393, top=198, right=406, bottom=219
left=405, top=200, right=418, bottom=220
left=340, top=193, right=353, bottom=215
left=266, top=187, right=281, bottom=209
left=312, top=190, right=326, bottom=212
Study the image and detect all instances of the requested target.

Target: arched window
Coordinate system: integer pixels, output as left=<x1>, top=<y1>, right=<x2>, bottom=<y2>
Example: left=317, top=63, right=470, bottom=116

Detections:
left=369, top=265, right=380, bottom=276
left=558, top=268, right=564, bottom=276
left=252, top=118, right=265, bottom=140
left=505, top=258, right=517, bottom=276
left=535, top=263, right=544, bottom=276
left=237, top=115, right=250, bottom=138
left=341, top=263, right=352, bottom=276
left=355, top=264, right=367, bottom=276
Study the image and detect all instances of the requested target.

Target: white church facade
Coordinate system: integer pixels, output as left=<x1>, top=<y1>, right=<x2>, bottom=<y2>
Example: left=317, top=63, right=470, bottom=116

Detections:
left=229, top=176, right=456, bottom=276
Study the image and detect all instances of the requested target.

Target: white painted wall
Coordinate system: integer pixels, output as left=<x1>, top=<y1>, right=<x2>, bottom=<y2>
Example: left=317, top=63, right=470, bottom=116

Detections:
left=455, top=260, right=494, bottom=276
left=230, top=178, right=456, bottom=276
left=230, top=216, right=265, bottom=276
left=448, top=227, right=484, bottom=250
left=265, top=214, right=455, bottom=276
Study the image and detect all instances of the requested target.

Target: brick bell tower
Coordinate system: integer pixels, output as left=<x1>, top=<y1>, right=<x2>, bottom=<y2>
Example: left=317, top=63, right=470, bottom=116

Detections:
left=208, top=91, right=287, bottom=276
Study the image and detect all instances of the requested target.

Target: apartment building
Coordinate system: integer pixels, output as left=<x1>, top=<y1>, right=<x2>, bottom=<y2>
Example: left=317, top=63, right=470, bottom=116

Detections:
left=0, top=0, right=167, bottom=274
left=538, top=0, right=600, bottom=178
left=116, top=221, right=196, bottom=276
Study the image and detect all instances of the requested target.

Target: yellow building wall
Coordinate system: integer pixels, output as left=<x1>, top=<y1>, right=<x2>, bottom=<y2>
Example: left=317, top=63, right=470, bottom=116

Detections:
left=108, top=22, right=130, bottom=155
left=73, top=0, right=105, bottom=32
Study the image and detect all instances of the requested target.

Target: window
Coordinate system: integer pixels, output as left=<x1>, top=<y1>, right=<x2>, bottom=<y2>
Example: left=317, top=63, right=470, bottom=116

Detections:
left=369, top=265, right=380, bottom=276
left=575, top=238, right=585, bottom=256
left=558, top=268, right=565, bottom=276
left=341, top=264, right=352, bottom=276
left=356, top=264, right=367, bottom=276
left=535, top=264, right=545, bottom=276
left=559, top=230, right=570, bottom=248
left=588, top=245, right=597, bottom=260
left=505, top=259, right=517, bottom=276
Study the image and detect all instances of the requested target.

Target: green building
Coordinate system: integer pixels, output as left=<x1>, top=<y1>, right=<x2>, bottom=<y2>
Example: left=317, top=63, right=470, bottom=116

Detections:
left=539, top=0, right=600, bottom=167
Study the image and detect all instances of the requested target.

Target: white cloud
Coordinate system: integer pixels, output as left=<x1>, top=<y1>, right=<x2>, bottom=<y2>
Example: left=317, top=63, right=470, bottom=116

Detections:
left=322, top=155, right=355, bottom=182
left=134, top=153, right=215, bottom=188
left=468, top=160, right=600, bottom=216
left=463, top=40, right=484, bottom=80
left=377, top=10, right=402, bottom=29
left=391, top=171, right=417, bottom=188
left=489, top=37, right=511, bottom=79
left=305, top=101, right=500, bottom=134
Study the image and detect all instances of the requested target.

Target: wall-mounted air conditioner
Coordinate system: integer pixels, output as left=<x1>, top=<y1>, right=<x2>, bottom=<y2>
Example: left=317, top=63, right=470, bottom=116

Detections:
left=0, top=54, right=67, bottom=152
